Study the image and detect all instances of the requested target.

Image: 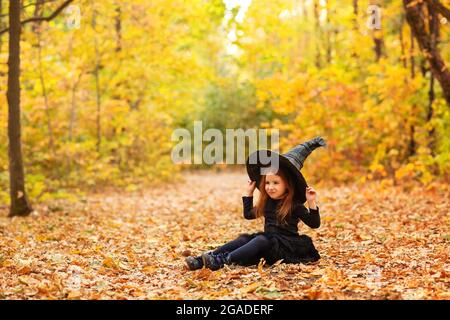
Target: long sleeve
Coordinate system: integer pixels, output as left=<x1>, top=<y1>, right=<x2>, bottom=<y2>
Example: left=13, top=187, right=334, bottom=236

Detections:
left=242, top=196, right=257, bottom=220
left=293, top=205, right=321, bottom=229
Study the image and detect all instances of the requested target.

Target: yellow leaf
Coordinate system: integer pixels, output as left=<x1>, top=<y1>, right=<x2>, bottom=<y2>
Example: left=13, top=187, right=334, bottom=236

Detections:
left=142, top=265, right=157, bottom=274
left=18, top=265, right=32, bottom=275
left=241, top=282, right=261, bottom=294
left=67, top=290, right=82, bottom=299
left=193, top=268, right=213, bottom=280
left=257, top=258, right=266, bottom=276
left=18, top=275, right=39, bottom=286
left=102, top=257, right=118, bottom=269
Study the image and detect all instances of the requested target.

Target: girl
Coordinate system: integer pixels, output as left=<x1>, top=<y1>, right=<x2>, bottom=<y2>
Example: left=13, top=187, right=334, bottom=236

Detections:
left=185, top=136, right=326, bottom=271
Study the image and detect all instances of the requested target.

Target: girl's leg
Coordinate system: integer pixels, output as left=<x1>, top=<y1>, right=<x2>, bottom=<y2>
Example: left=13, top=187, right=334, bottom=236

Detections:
left=186, top=234, right=253, bottom=271
left=202, top=235, right=271, bottom=270
left=212, top=234, right=253, bottom=255
left=228, top=235, right=271, bottom=264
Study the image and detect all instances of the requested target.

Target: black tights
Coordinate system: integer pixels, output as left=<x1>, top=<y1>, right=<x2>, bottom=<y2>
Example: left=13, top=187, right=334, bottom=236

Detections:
left=212, top=234, right=271, bottom=265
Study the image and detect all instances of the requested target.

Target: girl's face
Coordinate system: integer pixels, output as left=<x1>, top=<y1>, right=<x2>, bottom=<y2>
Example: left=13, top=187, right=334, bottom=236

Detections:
left=265, top=174, right=287, bottom=199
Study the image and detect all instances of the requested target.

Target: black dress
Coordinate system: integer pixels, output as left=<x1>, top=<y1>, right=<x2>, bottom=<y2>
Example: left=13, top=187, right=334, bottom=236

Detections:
left=241, top=196, right=321, bottom=265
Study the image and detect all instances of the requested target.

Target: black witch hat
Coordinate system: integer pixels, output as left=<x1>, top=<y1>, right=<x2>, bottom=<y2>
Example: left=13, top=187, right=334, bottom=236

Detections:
left=245, top=136, right=326, bottom=203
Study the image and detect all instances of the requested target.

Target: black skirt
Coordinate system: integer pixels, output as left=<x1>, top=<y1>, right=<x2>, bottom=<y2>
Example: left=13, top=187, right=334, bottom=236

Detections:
left=237, top=231, right=320, bottom=266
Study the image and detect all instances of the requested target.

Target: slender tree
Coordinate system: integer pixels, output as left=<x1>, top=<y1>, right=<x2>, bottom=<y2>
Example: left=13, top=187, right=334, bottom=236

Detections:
left=353, top=0, right=358, bottom=30
left=313, top=0, right=321, bottom=68
left=369, top=1, right=386, bottom=62
left=0, top=0, right=3, bottom=53
left=115, top=2, right=122, bottom=53
left=410, top=27, right=416, bottom=78
left=426, top=0, right=440, bottom=154
left=325, top=0, right=332, bottom=64
left=404, top=0, right=450, bottom=105
left=399, top=14, right=407, bottom=69
left=33, top=0, right=55, bottom=154
left=91, top=2, right=102, bottom=153
left=7, top=0, right=32, bottom=217
left=5, top=0, right=74, bottom=217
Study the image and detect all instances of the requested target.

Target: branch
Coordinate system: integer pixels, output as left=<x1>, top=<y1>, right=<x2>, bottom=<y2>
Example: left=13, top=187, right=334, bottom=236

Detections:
left=0, top=0, right=58, bottom=18
left=426, top=0, right=450, bottom=21
left=21, top=0, right=73, bottom=24
left=404, top=0, right=450, bottom=104
left=0, top=0, right=74, bottom=36
left=23, top=0, right=60, bottom=11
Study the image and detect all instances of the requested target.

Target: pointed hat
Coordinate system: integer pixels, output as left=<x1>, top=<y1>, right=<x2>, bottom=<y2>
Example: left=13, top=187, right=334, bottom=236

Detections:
left=245, top=136, right=326, bottom=203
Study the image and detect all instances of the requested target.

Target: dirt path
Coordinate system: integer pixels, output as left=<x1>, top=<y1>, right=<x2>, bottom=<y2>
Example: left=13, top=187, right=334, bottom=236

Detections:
left=0, top=171, right=448, bottom=299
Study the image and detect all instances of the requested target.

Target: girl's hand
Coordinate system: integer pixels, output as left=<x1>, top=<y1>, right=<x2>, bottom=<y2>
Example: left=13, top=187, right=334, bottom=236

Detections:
left=245, top=180, right=256, bottom=197
left=306, top=186, right=317, bottom=202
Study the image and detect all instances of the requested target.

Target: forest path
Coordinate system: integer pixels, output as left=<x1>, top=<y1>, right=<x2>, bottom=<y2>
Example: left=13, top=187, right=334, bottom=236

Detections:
left=0, top=171, right=448, bottom=299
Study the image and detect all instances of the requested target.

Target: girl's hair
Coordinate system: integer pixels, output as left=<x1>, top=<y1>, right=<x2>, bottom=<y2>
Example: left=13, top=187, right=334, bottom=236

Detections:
left=255, top=167, right=295, bottom=224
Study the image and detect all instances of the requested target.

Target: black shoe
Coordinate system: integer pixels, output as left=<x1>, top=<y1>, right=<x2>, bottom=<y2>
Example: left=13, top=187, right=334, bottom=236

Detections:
left=185, top=256, right=204, bottom=270
left=202, top=252, right=231, bottom=271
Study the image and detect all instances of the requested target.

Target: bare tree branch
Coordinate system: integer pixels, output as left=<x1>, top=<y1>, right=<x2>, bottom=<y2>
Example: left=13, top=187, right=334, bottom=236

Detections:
left=0, top=0, right=58, bottom=17
left=23, top=0, right=59, bottom=11
left=0, top=0, right=62, bottom=18
left=425, top=0, right=450, bottom=21
left=404, top=0, right=450, bottom=105
left=0, top=0, right=73, bottom=35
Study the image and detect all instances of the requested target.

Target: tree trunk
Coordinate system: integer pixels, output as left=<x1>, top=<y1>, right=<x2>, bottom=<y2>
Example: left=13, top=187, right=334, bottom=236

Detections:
left=69, top=72, right=82, bottom=141
left=7, top=0, right=33, bottom=217
left=351, top=0, right=359, bottom=58
left=426, top=0, right=439, bottom=154
left=420, top=56, right=428, bottom=77
left=374, top=38, right=382, bottom=61
left=0, top=0, right=5, bottom=79
left=32, top=0, right=44, bottom=34
left=92, top=4, right=102, bottom=153
left=408, top=123, right=416, bottom=157
left=115, top=3, right=122, bottom=52
left=0, top=0, right=3, bottom=54
left=410, top=27, right=416, bottom=78
left=313, top=0, right=321, bottom=68
left=31, top=0, right=55, bottom=153
left=368, top=1, right=385, bottom=62
left=399, top=15, right=407, bottom=69
left=426, top=0, right=450, bottom=20
left=404, top=0, right=450, bottom=105
left=353, top=0, right=358, bottom=30
left=373, top=30, right=386, bottom=62
left=37, top=30, right=55, bottom=153
left=94, top=40, right=101, bottom=153
left=325, top=0, right=332, bottom=64
left=427, top=74, right=436, bottom=155
left=68, top=34, right=76, bottom=141
left=301, top=0, right=308, bottom=18
left=299, top=0, right=309, bottom=67
left=67, top=33, right=83, bottom=142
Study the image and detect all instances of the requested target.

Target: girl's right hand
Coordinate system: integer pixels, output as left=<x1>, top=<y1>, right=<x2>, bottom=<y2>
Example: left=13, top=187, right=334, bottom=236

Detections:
left=245, top=180, right=256, bottom=196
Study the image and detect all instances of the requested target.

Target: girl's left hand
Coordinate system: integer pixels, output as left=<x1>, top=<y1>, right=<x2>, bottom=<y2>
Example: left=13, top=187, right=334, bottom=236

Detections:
left=306, top=186, right=317, bottom=202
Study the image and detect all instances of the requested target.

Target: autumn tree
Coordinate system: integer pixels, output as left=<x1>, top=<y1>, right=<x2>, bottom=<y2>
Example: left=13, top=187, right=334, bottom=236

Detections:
left=3, top=0, right=73, bottom=217
left=404, top=0, right=450, bottom=105
left=0, top=0, right=448, bottom=212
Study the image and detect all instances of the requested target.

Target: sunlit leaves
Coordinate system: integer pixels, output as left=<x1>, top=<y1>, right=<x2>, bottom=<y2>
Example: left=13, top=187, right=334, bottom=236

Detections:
left=0, top=172, right=448, bottom=299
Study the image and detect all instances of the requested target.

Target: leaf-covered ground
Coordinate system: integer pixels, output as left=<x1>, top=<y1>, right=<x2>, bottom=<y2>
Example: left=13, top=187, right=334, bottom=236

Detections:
left=0, top=171, right=449, bottom=299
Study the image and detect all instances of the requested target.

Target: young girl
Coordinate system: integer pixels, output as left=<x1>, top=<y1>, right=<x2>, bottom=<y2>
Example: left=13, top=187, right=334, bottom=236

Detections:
left=185, top=136, right=326, bottom=271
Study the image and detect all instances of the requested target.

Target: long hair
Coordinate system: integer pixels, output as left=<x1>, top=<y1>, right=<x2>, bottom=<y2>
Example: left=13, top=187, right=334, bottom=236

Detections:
left=255, top=167, right=296, bottom=224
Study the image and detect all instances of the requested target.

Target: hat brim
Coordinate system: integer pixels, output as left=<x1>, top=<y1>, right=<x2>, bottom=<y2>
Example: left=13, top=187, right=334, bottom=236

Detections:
left=246, top=150, right=308, bottom=204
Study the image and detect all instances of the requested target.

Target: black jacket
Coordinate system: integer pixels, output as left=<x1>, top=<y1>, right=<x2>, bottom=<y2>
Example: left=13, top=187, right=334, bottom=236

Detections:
left=242, top=196, right=320, bottom=236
